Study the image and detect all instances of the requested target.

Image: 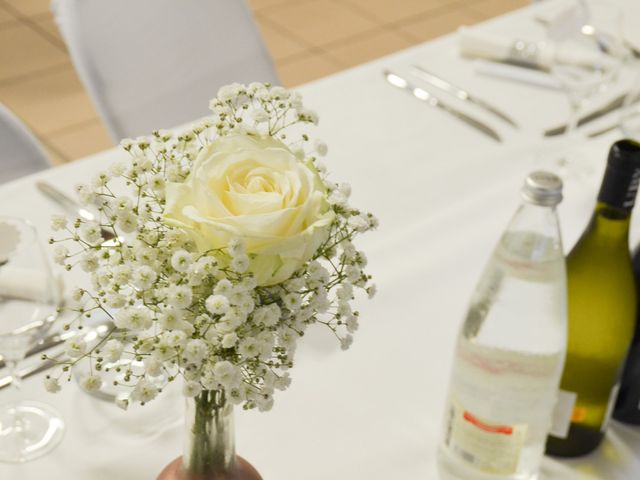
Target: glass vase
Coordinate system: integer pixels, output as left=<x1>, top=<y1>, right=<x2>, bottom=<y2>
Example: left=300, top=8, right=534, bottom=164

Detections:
left=156, top=390, right=262, bottom=480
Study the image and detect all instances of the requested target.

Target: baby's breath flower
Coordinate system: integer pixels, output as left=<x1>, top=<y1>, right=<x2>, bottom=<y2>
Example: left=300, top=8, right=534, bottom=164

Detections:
left=183, top=381, right=202, bottom=397
left=213, top=279, right=233, bottom=296
left=51, top=215, right=68, bottom=231
left=213, top=361, right=240, bottom=388
left=79, top=221, right=103, bottom=244
left=346, top=315, right=359, bottom=333
left=221, top=332, right=238, bottom=348
left=228, top=238, right=246, bottom=257
left=109, top=162, right=126, bottom=177
left=115, top=395, right=129, bottom=411
left=80, top=375, right=103, bottom=392
left=347, top=214, right=369, bottom=232
left=115, top=307, right=153, bottom=331
left=131, top=379, right=159, bottom=403
left=143, top=355, right=164, bottom=377
left=314, top=139, right=328, bottom=156
left=52, top=245, right=68, bottom=265
left=283, top=292, right=301, bottom=312
left=80, top=252, right=100, bottom=272
left=149, top=174, right=166, bottom=192
left=117, top=212, right=138, bottom=233
left=230, top=254, right=249, bottom=273
left=103, top=339, right=124, bottom=363
left=71, top=287, right=84, bottom=302
left=205, top=294, right=230, bottom=315
left=132, top=265, right=157, bottom=290
left=113, top=196, right=133, bottom=212
left=113, top=265, right=132, bottom=284
left=105, top=293, right=126, bottom=309
left=340, top=334, right=354, bottom=351
left=65, top=338, right=86, bottom=358
left=238, top=338, right=260, bottom=359
left=184, top=339, right=208, bottom=363
left=75, top=184, right=95, bottom=205
left=44, top=377, right=61, bottom=393
left=171, top=250, right=192, bottom=272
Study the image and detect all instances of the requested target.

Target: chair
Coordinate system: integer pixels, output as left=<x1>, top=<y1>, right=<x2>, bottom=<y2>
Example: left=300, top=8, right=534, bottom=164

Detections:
left=52, top=0, right=279, bottom=142
left=0, top=104, right=51, bottom=184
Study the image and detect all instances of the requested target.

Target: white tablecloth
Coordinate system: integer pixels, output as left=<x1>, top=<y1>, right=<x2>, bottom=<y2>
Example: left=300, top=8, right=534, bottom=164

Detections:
left=1, top=1, right=640, bottom=478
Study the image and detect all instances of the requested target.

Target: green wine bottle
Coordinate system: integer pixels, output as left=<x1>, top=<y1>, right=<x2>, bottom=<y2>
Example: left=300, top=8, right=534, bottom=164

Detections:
left=546, top=140, right=640, bottom=457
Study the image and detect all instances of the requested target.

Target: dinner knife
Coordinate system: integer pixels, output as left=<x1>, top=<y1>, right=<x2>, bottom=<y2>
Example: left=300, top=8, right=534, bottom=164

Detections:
left=0, top=351, right=67, bottom=390
left=544, top=92, right=640, bottom=137
left=0, top=319, right=74, bottom=370
left=36, top=181, right=116, bottom=241
left=411, top=65, right=518, bottom=128
left=383, top=70, right=502, bottom=142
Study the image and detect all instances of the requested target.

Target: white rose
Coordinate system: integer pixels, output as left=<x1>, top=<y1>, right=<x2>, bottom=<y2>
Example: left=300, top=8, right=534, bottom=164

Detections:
left=164, top=134, right=334, bottom=285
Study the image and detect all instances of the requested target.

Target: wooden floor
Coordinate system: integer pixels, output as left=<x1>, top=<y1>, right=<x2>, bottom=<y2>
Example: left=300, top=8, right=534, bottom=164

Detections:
left=0, top=0, right=527, bottom=164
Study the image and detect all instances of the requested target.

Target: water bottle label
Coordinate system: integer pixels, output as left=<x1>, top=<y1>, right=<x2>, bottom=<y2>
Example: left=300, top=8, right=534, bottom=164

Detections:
left=443, top=399, right=527, bottom=475
left=548, top=390, right=576, bottom=439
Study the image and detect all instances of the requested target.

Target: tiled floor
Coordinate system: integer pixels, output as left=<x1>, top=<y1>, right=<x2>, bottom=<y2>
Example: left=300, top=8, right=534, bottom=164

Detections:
left=0, top=0, right=528, bottom=165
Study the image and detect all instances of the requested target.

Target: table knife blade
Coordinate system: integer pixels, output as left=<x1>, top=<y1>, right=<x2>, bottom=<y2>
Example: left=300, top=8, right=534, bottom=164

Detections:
left=0, top=351, right=66, bottom=390
left=0, top=322, right=114, bottom=389
left=384, top=70, right=502, bottom=142
left=36, top=181, right=116, bottom=241
left=36, top=181, right=95, bottom=222
left=412, top=65, right=518, bottom=128
left=544, top=92, right=640, bottom=137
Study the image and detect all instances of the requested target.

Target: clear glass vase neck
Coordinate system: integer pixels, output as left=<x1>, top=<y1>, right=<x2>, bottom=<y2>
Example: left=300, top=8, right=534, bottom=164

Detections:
left=183, top=390, right=236, bottom=477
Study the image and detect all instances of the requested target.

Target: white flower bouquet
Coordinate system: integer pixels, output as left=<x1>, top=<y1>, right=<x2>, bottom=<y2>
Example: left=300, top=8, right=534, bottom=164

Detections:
left=47, top=83, right=377, bottom=415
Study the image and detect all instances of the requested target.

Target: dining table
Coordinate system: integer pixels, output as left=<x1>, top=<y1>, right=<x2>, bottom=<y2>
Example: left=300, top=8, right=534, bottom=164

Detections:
left=2, top=0, right=640, bottom=478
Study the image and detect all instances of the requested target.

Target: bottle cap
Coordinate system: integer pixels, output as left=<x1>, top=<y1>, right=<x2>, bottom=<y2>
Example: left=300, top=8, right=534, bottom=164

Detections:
left=521, top=171, right=563, bottom=206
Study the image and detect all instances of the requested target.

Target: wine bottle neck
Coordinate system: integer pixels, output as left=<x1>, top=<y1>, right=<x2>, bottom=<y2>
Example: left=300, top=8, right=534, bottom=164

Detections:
left=597, top=162, right=640, bottom=212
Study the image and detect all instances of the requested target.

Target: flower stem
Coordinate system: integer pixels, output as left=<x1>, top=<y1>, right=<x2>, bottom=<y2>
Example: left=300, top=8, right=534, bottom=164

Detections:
left=184, top=390, right=235, bottom=477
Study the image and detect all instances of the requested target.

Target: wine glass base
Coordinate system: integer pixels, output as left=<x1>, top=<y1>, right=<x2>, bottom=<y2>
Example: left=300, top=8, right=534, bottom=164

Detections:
left=0, top=401, right=65, bottom=463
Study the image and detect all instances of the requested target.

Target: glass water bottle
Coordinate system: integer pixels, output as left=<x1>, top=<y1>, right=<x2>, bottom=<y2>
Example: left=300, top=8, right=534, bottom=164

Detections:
left=437, top=171, right=567, bottom=480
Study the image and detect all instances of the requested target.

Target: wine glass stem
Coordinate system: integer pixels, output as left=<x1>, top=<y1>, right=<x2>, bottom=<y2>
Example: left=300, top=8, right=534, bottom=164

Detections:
left=566, top=96, right=583, bottom=139
left=6, top=360, right=26, bottom=436
left=7, top=360, right=22, bottom=392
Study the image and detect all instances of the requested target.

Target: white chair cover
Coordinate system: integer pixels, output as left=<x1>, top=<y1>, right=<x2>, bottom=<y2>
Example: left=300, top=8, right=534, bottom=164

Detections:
left=52, top=0, right=279, bottom=142
left=0, top=104, right=50, bottom=184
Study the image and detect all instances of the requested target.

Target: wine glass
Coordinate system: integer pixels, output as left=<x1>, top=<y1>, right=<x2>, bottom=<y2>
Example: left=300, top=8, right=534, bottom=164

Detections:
left=0, top=216, right=65, bottom=463
left=620, top=66, right=640, bottom=140
left=546, top=0, right=628, bottom=178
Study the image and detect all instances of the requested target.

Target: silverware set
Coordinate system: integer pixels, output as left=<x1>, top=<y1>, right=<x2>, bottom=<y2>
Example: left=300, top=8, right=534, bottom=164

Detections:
left=383, top=70, right=504, bottom=142
left=0, top=182, right=119, bottom=390
left=384, top=63, right=635, bottom=141
left=0, top=320, right=114, bottom=390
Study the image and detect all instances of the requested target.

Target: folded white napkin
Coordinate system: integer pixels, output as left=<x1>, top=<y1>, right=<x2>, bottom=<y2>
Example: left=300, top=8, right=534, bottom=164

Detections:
left=0, top=266, right=63, bottom=303
left=458, top=26, right=610, bottom=71
left=458, top=26, right=554, bottom=68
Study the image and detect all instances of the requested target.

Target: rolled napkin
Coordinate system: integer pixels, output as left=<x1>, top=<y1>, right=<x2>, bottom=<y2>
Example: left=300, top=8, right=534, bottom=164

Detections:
left=458, top=26, right=554, bottom=69
left=458, top=26, right=612, bottom=71
left=0, top=266, right=63, bottom=303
